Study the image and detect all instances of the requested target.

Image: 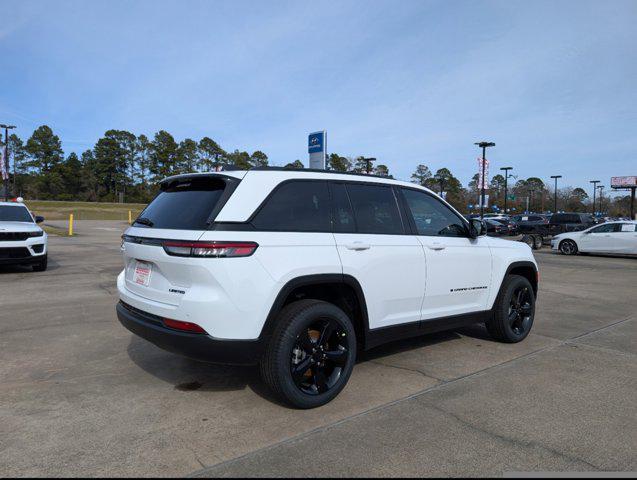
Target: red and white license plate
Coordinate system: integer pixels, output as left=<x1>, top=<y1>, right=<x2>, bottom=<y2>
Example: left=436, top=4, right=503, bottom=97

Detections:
left=133, top=261, right=152, bottom=286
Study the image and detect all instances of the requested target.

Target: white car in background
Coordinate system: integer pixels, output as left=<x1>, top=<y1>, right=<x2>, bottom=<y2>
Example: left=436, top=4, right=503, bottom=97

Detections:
left=0, top=201, right=48, bottom=271
left=551, top=221, right=637, bottom=256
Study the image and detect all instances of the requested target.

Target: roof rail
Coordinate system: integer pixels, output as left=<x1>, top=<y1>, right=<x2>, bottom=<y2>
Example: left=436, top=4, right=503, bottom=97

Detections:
left=248, top=166, right=393, bottom=180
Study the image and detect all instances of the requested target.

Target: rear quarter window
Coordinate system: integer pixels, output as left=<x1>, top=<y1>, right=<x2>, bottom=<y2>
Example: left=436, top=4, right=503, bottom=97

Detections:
left=251, top=180, right=331, bottom=232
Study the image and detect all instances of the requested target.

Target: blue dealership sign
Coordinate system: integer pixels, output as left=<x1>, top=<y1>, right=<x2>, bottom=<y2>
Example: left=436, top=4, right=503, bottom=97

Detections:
left=308, top=131, right=325, bottom=154
left=308, top=130, right=327, bottom=169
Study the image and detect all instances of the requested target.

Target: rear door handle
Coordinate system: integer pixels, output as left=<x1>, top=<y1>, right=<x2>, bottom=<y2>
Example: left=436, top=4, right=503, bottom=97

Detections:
left=428, top=242, right=446, bottom=250
left=345, top=242, right=371, bottom=251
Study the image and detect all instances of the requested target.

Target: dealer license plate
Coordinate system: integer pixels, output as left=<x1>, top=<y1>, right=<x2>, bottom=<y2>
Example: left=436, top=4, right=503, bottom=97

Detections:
left=133, top=261, right=152, bottom=286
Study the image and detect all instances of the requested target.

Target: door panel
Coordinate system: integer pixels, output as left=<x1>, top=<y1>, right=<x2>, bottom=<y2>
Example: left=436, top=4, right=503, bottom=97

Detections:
left=418, top=236, right=492, bottom=318
left=584, top=233, right=616, bottom=252
left=579, top=224, right=619, bottom=253
left=399, top=187, right=492, bottom=319
left=331, top=182, right=427, bottom=330
left=615, top=224, right=637, bottom=254
left=335, top=233, right=426, bottom=329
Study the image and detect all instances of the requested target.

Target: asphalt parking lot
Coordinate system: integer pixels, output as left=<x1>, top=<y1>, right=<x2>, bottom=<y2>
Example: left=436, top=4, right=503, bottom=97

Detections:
left=1, top=221, right=635, bottom=477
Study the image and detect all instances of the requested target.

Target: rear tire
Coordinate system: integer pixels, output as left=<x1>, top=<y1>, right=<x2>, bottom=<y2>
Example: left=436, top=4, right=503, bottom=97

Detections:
left=485, top=274, right=535, bottom=343
left=559, top=239, right=578, bottom=255
left=260, top=299, right=357, bottom=409
left=32, top=255, right=48, bottom=272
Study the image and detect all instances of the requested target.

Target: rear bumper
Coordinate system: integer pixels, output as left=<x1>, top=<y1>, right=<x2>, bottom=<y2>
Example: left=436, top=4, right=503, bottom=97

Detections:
left=116, top=302, right=263, bottom=365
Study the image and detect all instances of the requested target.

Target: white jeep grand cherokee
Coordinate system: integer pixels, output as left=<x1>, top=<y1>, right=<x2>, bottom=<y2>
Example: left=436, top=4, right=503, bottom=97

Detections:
left=0, top=201, right=48, bottom=271
left=117, top=168, right=538, bottom=408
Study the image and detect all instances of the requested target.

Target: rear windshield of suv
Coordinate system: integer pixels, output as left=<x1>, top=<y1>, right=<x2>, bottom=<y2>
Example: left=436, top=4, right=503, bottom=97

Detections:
left=0, top=205, right=33, bottom=223
left=134, top=176, right=230, bottom=230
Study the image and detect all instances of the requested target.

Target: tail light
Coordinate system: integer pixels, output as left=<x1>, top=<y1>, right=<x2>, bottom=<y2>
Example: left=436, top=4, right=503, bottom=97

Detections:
left=162, top=241, right=258, bottom=258
left=163, top=318, right=207, bottom=334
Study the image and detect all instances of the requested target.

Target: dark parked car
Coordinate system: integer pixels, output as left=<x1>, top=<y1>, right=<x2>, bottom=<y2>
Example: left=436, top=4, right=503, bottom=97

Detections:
left=548, top=213, right=596, bottom=234
left=492, top=218, right=519, bottom=236
left=515, top=212, right=595, bottom=237
left=484, top=218, right=508, bottom=236
left=511, top=214, right=549, bottom=234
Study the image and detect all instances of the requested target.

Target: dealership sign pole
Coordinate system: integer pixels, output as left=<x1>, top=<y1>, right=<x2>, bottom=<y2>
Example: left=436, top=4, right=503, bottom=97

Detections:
left=308, top=131, right=327, bottom=170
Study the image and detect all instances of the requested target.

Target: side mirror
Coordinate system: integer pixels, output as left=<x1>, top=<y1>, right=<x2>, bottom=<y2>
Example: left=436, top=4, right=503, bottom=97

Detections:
left=35, top=216, right=44, bottom=224
left=468, top=218, right=486, bottom=238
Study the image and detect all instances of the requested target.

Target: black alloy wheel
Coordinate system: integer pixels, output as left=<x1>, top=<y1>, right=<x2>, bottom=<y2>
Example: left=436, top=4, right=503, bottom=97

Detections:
left=485, top=274, right=535, bottom=343
left=290, top=318, right=350, bottom=395
left=507, top=285, right=533, bottom=337
left=260, top=299, right=357, bottom=409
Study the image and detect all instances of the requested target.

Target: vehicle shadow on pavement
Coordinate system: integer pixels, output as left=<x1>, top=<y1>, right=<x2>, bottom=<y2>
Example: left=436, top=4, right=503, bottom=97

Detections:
left=126, top=336, right=286, bottom=405
left=126, top=324, right=493, bottom=406
left=360, top=330, right=462, bottom=361
left=0, top=257, right=60, bottom=274
left=360, top=322, right=493, bottom=361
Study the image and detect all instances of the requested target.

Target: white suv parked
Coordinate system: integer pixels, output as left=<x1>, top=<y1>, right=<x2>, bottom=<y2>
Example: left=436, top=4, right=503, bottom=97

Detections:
left=0, top=201, right=48, bottom=271
left=117, top=169, right=538, bottom=408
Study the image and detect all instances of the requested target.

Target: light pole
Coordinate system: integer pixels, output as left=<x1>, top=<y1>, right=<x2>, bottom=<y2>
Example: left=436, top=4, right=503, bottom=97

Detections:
left=0, top=124, right=16, bottom=201
left=475, top=141, right=495, bottom=219
left=529, top=188, right=536, bottom=213
left=500, top=166, right=513, bottom=214
left=550, top=175, right=562, bottom=213
left=597, top=185, right=605, bottom=214
left=590, top=180, right=600, bottom=216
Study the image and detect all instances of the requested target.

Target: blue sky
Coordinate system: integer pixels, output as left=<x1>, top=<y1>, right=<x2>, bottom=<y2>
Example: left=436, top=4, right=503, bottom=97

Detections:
left=2, top=0, right=636, bottom=194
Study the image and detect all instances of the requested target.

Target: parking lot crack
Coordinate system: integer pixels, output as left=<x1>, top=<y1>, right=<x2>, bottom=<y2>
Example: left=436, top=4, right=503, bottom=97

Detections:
left=564, top=341, right=637, bottom=358
left=367, top=359, right=443, bottom=381
left=420, top=402, right=601, bottom=471
left=568, top=315, right=635, bottom=342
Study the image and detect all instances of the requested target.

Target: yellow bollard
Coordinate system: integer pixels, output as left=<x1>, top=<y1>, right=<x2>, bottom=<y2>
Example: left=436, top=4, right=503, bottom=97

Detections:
left=69, top=213, right=74, bottom=236
left=128, top=210, right=132, bottom=224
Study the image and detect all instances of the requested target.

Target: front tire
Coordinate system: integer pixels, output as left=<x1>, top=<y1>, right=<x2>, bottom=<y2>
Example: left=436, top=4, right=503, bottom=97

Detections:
left=486, top=274, right=535, bottom=343
left=559, top=239, right=578, bottom=255
left=260, top=299, right=356, bottom=409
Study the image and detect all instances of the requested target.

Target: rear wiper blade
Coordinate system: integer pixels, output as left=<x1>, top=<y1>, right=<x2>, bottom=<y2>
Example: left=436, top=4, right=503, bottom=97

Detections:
left=134, top=217, right=154, bottom=227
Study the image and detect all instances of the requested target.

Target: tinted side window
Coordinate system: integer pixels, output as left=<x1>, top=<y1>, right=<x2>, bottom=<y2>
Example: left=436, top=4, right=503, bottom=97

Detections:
left=552, top=214, right=579, bottom=224
left=345, top=184, right=404, bottom=234
left=589, top=223, right=616, bottom=233
left=401, top=188, right=467, bottom=237
left=252, top=180, right=330, bottom=232
left=330, top=183, right=356, bottom=233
